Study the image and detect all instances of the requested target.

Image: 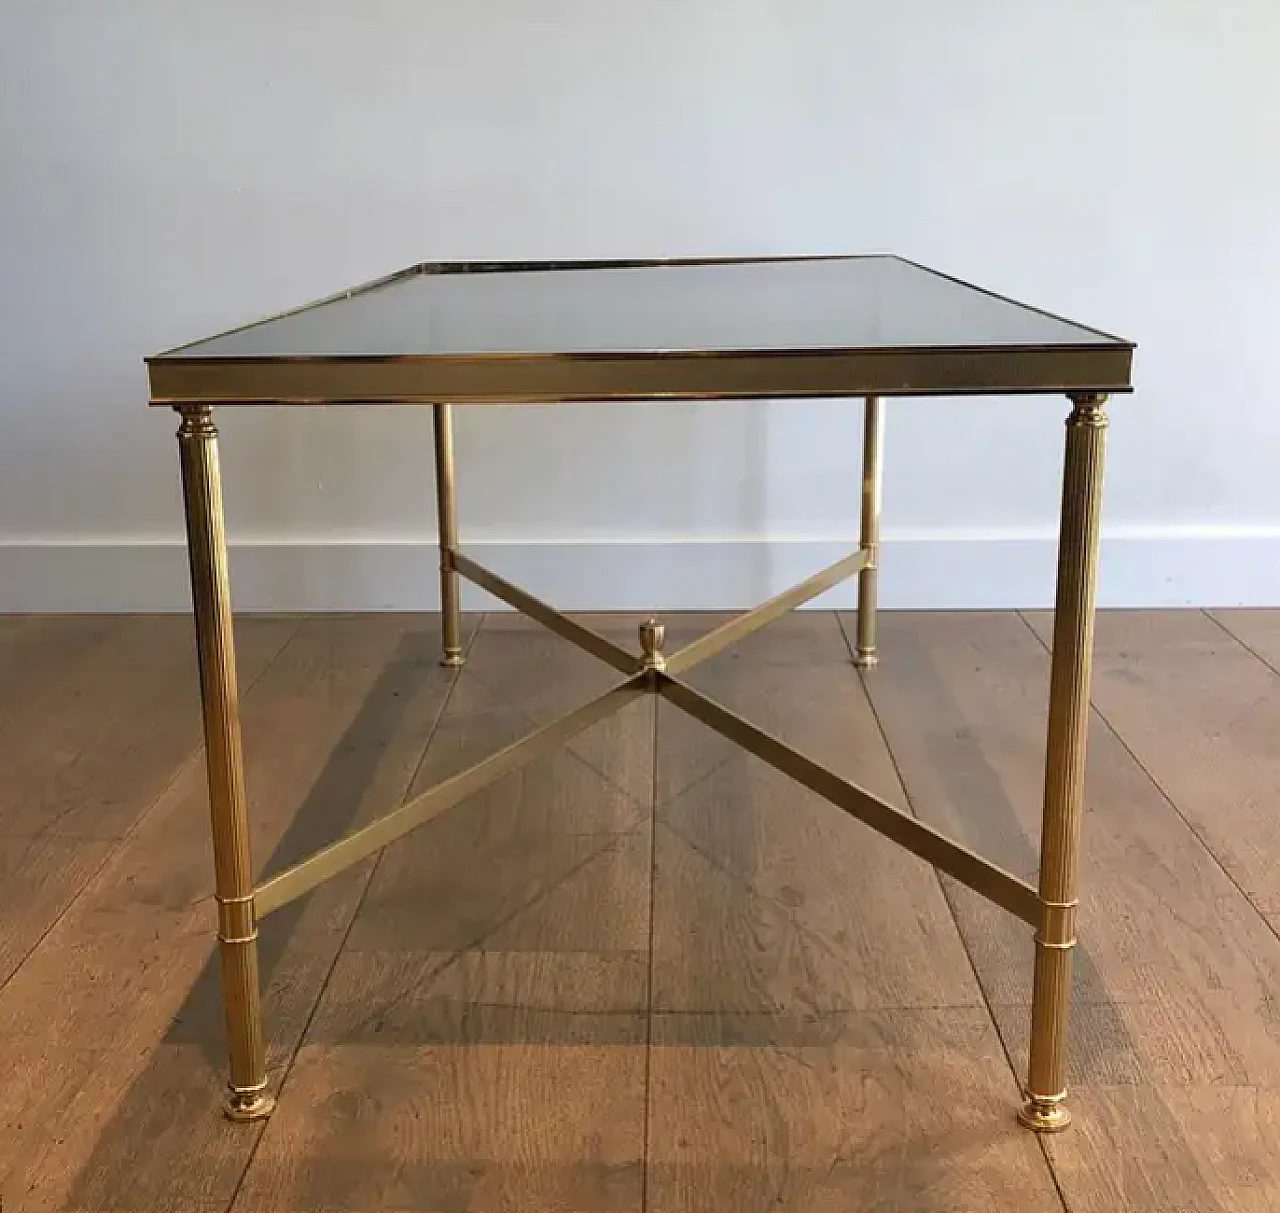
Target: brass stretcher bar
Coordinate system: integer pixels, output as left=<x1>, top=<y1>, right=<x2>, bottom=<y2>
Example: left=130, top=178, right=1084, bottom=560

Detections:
left=152, top=254, right=1133, bottom=1133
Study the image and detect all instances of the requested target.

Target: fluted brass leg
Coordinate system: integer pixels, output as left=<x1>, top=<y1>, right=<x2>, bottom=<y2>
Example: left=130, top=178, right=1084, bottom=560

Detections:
left=176, top=406, right=274, bottom=1123
left=433, top=403, right=464, bottom=667
left=854, top=394, right=884, bottom=666
left=1020, top=392, right=1109, bottom=1133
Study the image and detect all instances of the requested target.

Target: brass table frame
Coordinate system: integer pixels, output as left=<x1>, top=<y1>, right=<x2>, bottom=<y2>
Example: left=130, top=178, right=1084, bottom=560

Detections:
left=150, top=256, right=1133, bottom=1133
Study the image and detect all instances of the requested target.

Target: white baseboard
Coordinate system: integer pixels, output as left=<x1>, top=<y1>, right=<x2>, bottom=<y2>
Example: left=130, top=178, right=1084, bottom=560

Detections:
left=2, top=530, right=1279, bottom=613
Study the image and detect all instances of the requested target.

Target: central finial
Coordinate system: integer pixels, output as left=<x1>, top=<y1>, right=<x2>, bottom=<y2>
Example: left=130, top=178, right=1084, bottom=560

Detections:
left=638, top=617, right=667, bottom=672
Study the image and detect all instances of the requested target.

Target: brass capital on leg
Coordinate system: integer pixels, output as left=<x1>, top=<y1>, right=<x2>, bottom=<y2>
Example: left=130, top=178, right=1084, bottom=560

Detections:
left=854, top=395, right=884, bottom=667
left=1020, top=392, right=1108, bottom=1133
left=176, top=405, right=275, bottom=1123
left=433, top=403, right=465, bottom=667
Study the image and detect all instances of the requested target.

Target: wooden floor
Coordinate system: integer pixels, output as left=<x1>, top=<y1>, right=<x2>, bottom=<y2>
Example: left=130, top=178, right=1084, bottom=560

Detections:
left=3, top=609, right=1280, bottom=1211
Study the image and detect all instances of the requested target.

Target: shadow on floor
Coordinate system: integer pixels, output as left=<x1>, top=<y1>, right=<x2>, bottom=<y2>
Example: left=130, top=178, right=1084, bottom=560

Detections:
left=61, top=619, right=1228, bottom=1213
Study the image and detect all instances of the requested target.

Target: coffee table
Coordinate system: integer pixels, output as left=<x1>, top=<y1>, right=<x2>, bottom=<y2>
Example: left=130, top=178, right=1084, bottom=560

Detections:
left=147, top=254, right=1135, bottom=1131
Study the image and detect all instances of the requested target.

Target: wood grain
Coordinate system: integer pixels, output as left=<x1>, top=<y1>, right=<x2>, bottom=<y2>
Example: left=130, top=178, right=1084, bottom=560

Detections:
left=233, top=1042, right=645, bottom=1213
left=649, top=1008, right=1062, bottom=1213
left=655, top=612, right=982, bottom=1016
left=345, top=613, right=654, bottom=955
left=647, top=612, right=1056, bottom=1211
left=1043, top=1085, right=1280, bottom=1213
left=857, top=610, right=1280, bottom=1211
left=1025, top=609, right=1280, bottom=925
left=0, top=616, right=295, bottom=990
left=7, top=608, right=1280, bottom=1211
left=1210, top=609, right=1280, bottom=675
left=235, top=612, right=652, bottom=1212
left=0, top=616, right=294, bottom=838
left=0, top=614, right=470, bottom=1213
left=0, top=616, right=122, bottom=725
left=0, top=832, right=115, bottom=988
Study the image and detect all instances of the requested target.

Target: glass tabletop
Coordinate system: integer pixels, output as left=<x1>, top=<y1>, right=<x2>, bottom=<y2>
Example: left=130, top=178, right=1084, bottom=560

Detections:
left=155, top=255, right=1130, bottom=361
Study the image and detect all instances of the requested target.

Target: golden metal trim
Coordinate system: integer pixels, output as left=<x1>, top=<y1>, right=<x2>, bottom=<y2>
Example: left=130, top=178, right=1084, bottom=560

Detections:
left=1022, top=391, right=1109, bottom=1133
left=453, top=550, right=643, bottom=676
left=657, top=673, right=1041, bottom=924
left=417, top=253, right=866, bottom=274
left=664, top=548, right=868, bottom=677
left=854, top=394, right=884, bottom=666
left=1035, top=898, right=1079, bottom=949
left=166, top=264, right=1128, bottom=1132
left=254, top=675, right=648, bottom=917
left=150, top=253, right=1135, bottom=364
left=433, top=404, right=464, bottom=667
left=224, top=1086, right=276, bottom=1123
left=147, top=344, right=1133, bottom=406
left=639, top=618, right=667, bottom=672
left=175, top=405, right=273, bottom=1123
left=1018, top=1093, right=1072, bottom=1134
left=216, top=895, right=257, bottom=946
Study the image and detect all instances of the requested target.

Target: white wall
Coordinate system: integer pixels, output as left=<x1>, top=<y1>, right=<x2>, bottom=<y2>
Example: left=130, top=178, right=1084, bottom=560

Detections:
left=2, top=0, right=1279, bottom=611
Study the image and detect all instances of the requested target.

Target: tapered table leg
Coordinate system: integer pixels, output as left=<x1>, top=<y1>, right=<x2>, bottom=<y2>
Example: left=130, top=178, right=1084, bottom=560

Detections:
left=176, top=406, right=274, bottom=1122
left=433, top=403, right=464, bottom=667
left=854, top=394, right=884, bottom=666
left=1020, top=391, right=1109, bottom=1132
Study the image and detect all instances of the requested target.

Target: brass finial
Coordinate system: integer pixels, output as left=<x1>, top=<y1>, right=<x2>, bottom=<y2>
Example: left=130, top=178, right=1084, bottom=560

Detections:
left=638, top=618, right=666, bottom=672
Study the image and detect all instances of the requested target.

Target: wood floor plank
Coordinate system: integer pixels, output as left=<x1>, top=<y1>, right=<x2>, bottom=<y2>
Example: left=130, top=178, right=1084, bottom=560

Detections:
left=0, top=616, right=296, bottom=991
left=0, top=616, right=127, bottom=724
left=425, top=611, right=654, bottom=804
left=8, top=608, right=1279, bottom=1211
left=234, top=611, right=653, bottom=1213
left=0, top=615, right=295, bottom=839
left=854, top=613, right=1280, bottom=1007
left=1024, top=609, right=1280, bottom=925
left=655, top=612, right=984, bottom=1016
left=347, top=826, right=651, bottom=956
left=856, top=610, right=1280, bottom=1211
left=0, top=832, right=115, bottom=987
left=1210, top=609, right=1280, bottom=675
left=306, top=948, right=648, bottom=1048
left=0, top=614, right=132, bottom=711
left=648, top=612, right=1055, bottom=1212
left=0, top=614, right=471, bottom=1213
left=232, top=1042, right=646, bottom=1213
left=345, top=613, right=653, bottom=955
left=1043, top=1085, right=1280, bottom=1213
left=648, top=1008, right=1063, bottom=1213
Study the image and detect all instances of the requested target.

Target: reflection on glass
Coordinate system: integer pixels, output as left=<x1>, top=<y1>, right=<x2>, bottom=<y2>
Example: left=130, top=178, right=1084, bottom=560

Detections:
left=161, top=255, right=1130, bottom=360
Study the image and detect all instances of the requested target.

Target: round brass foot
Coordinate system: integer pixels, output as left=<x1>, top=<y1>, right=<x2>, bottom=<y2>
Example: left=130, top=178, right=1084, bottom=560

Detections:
left=1018, top=1096, right=1071, bottom=1133
left=853, top=648, right=879, bottom=668
left=224, top=1088, right=276, bottom=1123
left=440, top=650, right=465, bottom=669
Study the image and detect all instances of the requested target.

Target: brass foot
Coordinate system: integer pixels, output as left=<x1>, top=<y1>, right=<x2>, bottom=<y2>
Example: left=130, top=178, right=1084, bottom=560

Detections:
left=1018, top=1095, right=1071, bottom=1133
left=440, top=648, right=465, bottom=668
left=224, top=1087, right=276, bottom=1123
left=853, top=647, right=879, bottom=668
